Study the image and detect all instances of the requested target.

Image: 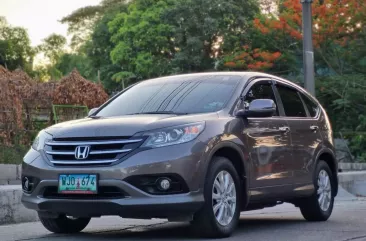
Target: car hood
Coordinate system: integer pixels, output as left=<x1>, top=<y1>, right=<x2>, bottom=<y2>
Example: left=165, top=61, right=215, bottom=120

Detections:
left=45, top=113, right=218, bottom=138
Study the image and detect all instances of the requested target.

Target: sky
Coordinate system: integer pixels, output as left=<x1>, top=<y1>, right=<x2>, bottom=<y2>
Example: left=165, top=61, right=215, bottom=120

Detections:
left=0, top=0, right=101, bottom=47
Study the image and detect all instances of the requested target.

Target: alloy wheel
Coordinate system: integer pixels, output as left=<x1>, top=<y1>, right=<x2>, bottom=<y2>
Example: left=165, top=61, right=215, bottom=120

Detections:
left=212, top=170, right=237, bottom=226
left=317, top=170, right=332, bottom=212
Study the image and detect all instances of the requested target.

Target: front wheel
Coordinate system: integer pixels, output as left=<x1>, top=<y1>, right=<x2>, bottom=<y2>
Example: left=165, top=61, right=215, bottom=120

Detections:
left=299, top=160, right=334, bottom=221
left=191, top=156, right=242, bottom=238
left=39, top=214, right=91, bottom=234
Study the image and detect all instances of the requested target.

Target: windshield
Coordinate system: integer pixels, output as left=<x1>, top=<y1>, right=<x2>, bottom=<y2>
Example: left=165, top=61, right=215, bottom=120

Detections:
left=96, top=75, right=241, bottom=117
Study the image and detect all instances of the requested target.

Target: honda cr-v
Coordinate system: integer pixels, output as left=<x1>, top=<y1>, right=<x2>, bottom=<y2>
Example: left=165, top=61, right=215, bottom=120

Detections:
left=21, top=72, right=338, bottom=238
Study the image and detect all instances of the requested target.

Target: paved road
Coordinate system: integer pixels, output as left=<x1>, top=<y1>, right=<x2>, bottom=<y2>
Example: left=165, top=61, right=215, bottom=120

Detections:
left=1, top=190, right=366, bottom=241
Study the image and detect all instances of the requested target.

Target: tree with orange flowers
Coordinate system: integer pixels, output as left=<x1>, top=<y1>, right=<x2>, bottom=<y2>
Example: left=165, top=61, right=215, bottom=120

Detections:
left=223, top=45, right=283, bottom=71
left=253, top=0, right=366, bottom=75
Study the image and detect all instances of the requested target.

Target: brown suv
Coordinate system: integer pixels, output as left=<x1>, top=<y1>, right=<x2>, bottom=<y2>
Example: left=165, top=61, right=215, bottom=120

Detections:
left=21, top=72, right=338, bottom=238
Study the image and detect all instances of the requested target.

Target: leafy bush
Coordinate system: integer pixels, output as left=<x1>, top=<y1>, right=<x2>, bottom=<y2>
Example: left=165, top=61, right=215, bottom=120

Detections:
left=316, top=74, right=366, bottom=162
left=53, top=69, right=109, bottom=109
left=0, top=145, right=29, bottom=164
left=316, top=74, right=366, bottom=132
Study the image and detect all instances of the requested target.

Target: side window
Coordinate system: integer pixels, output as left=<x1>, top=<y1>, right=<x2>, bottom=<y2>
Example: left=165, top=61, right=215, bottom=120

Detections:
left=300, top=93, right=319, bottom=117
left=276, top=85, right=307, bottom=117
left=244, top=82, right=279, bottom=116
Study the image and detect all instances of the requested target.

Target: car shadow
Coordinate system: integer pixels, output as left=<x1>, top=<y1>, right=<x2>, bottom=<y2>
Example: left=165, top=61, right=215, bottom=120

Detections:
left=41, top=216, right=307, bottom=241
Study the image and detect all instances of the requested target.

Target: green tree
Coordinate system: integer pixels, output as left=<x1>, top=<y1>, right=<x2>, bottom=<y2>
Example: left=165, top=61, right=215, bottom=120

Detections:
left=55, top=52, right=96, bottom=81
left=108, top=0, right=260, bottom=84
left=0, top=16, right=7, bottom=27
left=83, top=1, right=130, bottom=92
left=34, top=34, right=67, bottom=80
left=59, top=0, right=129, bottom=91
left=165, top=0, right=259, bottom=73
left=60, top=0, right=129, bottom=50
left=37, top=34, right=67, bottom=64
left=0, top=17, right=35, bottom=72
left=109, top=0, right=176, bottom=85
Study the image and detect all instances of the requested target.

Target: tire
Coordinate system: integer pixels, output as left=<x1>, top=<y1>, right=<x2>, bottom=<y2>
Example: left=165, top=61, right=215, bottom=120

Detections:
left=299, top=160, right=335, bottom=221
left=39, top=214, right=91, bottom=234
left=191, top=156, right=242, bottom=238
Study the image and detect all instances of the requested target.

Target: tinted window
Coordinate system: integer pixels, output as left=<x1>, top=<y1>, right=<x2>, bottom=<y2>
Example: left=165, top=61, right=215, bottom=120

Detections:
left=96, top=76, right=240, bottom=117
left=300, top=93, right=319, bottom=117
left=276, top=85, right=306, bottom=117
left=244, top=82, right=278, bottom=116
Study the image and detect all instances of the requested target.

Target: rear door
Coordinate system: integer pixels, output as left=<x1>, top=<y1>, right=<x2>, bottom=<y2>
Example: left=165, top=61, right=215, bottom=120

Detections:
left=273, top=82, right=323, bottom=184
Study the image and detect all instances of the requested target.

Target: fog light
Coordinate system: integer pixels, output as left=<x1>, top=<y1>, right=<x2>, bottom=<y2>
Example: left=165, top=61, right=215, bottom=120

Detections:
left=24, top=177, right=29, bottom=190
left=157, top=178, right=171, bottom=191
left=22, top=176, right=39, bottom=193
left=22, top=177, right=31, bottom=192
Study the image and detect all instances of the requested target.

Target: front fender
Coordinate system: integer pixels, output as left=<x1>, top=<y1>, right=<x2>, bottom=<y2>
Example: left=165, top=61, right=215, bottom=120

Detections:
left=198, top=135, right=250, bottom=205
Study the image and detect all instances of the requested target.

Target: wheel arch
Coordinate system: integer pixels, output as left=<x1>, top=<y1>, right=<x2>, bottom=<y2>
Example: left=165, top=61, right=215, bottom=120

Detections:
left=316, top=149, right=338, bottom=196
left=203, top=141, right=250, bottom=208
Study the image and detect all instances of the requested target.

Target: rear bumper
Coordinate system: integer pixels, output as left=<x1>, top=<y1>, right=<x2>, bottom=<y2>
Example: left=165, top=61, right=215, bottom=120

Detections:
left=21, top=179, right=204, bottom=219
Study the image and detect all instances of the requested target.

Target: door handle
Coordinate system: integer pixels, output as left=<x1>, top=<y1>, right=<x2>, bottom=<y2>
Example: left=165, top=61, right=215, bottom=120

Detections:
left=310, top=125, right=319, bottom=131
left=279, top=126, right=290, bottom=132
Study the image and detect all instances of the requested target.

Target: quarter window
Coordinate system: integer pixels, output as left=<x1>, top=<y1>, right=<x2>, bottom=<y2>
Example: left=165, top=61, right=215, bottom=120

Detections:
left=276, top=85, right=307, bottom=117
left=300, top=93, right=319, bottom=117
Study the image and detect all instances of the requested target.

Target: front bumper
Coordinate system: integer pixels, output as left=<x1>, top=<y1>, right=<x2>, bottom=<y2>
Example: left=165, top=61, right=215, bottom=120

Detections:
left=21, top=141, right=207, bottom=219
left=21, top=179, right=203, bottom=219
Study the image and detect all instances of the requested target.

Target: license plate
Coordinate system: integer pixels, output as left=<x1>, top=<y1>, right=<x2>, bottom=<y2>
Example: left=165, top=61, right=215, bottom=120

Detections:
left=58, top=174, right=98, bottom=194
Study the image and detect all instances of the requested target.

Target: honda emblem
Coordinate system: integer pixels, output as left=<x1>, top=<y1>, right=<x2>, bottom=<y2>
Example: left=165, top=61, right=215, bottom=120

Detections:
left=75, top=146, right=91, bottom=160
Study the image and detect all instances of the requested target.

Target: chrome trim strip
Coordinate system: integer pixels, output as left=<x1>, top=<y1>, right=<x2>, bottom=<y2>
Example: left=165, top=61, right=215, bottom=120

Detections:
left=45, top=139, right=142, bottom=146
left=46, top=151, right=74, bottom=155
left=51, top=160, right=117, bottom=165
left=90, top=149, right=132, bottom=154
left=46, top=149, right=132, bottom=155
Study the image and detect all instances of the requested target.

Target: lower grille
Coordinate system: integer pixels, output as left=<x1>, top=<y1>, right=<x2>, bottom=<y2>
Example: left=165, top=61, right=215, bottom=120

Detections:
left=43, top=186, right=127, bottom=199
left=44, top=137, right=144, bottom=166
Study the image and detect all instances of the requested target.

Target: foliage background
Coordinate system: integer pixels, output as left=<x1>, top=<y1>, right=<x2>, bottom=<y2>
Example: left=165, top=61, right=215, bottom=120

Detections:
left=0, top=0, right=365, bottom=163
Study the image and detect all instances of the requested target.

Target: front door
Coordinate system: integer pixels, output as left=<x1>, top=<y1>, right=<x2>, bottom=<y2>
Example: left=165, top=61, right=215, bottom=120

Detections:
left=242, top=80, right=293, bottom=189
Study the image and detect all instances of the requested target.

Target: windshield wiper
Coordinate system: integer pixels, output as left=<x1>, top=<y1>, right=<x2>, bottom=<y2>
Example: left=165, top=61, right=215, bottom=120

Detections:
left=130, top=111, right=189, bottom=115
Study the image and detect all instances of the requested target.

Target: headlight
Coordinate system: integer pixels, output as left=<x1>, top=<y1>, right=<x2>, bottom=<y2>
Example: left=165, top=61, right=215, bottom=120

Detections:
left=32, top=130, right=52, bottom=151
left=140, top=122, right=205, bottom=148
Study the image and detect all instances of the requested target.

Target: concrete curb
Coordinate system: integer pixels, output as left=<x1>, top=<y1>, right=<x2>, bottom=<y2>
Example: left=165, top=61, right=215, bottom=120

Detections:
left=0, top=165, right=21, bottom=185
left=338, top=171, right=366, bottom=197
left=0, top=185, right=38, bottom=225
left=0, top=172, right=365, bottom=226
left=339, top=163, right=366, bottom=172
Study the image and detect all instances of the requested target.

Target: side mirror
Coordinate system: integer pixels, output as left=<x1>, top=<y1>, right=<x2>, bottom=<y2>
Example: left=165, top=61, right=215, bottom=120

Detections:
left=88, top=107, right=98, bottom=116
left=236, top=99, right=276, bottom=118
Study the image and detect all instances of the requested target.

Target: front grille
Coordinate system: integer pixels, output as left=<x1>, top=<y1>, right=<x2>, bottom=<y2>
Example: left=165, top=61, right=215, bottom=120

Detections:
left=43, top=186, right=127, bottom=199
left=44, top=137, right=144, bottom=166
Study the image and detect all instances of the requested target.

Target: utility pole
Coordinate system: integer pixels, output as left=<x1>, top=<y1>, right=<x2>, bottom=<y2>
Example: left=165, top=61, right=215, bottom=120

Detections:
left=97, top=70, right=101, bottom=84
left=301, top=0, right=315, bottom=96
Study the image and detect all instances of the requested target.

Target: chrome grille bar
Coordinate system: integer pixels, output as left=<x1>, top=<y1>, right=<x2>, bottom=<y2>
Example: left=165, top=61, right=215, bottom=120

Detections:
left=45, top=139, right=142, bottom=146
left=46, top=149, right=132, bottom=156
left=46, top=151, right=74, bottom=155
left=90, top=149, right=132, bottom=155
left=50, top=160, right=118, bottom=165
